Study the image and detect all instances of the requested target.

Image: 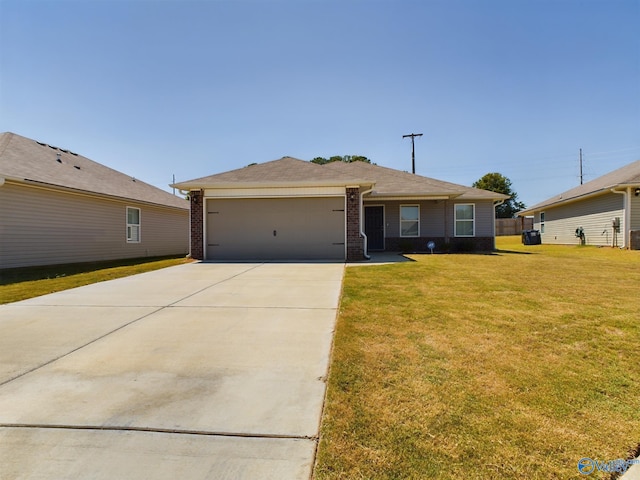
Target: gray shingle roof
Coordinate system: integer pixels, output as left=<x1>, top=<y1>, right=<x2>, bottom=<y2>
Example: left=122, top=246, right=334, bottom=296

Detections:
left=0, top=132, right=188, bottom=210
left=323, top=160, right=508, bottom=200
left=174, top=157, right=509, bottom=201
left=521, top=159, right=640, bottom=214
left=172, top=156, right=374, bottom=188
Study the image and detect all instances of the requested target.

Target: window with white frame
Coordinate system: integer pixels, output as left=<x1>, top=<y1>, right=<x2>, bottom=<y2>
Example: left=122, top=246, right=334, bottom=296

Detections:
left=126, top=207, right=141, bottom=243
left=455, top=204, right=475, bottom=237
left=540, top=212, right=545, bottom=233
left=400, top=205, right=419, bottom=237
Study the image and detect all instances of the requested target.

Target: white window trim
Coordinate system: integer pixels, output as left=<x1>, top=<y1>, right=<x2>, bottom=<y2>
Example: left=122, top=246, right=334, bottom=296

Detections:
left=455, top=203, right=475, bottom=237
left=126, top=206, right=141, bottom=243
left=400, top=204, right=420, bottom=238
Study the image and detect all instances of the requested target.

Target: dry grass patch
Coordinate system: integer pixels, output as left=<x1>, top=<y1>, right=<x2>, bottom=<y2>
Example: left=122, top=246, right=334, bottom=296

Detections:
left=316, top=238, right=640, bottom=479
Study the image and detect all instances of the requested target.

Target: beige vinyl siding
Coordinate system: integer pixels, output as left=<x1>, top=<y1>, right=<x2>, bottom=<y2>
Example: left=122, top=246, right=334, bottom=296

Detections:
left=631, top=193, right=640, bottom=230
left=537, top=193, right=624, bottom=246
left=0, top=182, right=188, bottom=269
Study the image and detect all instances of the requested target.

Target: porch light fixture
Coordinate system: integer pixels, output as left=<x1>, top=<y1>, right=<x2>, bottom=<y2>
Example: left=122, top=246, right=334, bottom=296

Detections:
left=349, top=193, right=356, bottom=201
left=635, top=188, right=640, bottom=197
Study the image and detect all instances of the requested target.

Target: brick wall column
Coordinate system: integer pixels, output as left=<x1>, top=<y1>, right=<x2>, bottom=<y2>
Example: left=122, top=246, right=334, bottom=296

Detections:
left=346, top=187, right=365, bottom=261
left=190, top=190, right=204, bottom=260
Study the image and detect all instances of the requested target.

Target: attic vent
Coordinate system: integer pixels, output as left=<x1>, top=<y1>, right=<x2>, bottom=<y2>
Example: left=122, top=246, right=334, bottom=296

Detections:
left=56, top=153, right=62, bottom=164
left=74, top=165, right=81, bottom=170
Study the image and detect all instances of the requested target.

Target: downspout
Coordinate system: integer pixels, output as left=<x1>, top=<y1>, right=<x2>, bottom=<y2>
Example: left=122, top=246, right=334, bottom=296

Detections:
left=493, top=199, right=506, bottom=250
left=360, top=187, right=374, bottom=260
left=611, top=187, right=630, bottom=249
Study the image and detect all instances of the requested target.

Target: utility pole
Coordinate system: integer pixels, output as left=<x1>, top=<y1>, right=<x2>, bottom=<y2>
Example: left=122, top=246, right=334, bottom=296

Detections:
left=402, top=133, right=423, bottom=174
left=579, top=149, right=584, bottom=185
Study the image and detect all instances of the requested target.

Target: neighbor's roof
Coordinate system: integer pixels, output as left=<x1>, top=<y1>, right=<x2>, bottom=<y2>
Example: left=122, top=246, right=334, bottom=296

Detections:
left=174, top=157, right=509, bottom=201
left=0, top=132, right=188, bottom=210
left=520, top=159, right=640, bottom=214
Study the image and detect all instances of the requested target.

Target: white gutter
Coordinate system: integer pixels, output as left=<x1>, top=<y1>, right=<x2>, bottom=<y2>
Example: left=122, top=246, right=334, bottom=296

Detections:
left=611, top=187, right=630, bottom=249
left=360, top=187, right=374, bottom=259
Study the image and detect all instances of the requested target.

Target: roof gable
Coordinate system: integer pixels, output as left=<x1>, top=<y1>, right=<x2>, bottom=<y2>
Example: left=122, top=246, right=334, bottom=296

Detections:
left=0, top=132, right=188, bottom=209
left=522, top=159, right=640, bottom=213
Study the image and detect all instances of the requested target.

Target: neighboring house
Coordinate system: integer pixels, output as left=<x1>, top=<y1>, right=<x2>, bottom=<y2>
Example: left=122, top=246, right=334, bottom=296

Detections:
left=0, top=132, right=189, bottom=269
left=519, top=160, right=640, bottom=249
left=172, top=157, right=509, bottom=261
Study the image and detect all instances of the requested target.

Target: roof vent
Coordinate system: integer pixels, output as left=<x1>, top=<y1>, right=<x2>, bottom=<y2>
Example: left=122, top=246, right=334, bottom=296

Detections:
left=56, top=153, right=62, bottom=163
left=36, top=141, right=47, bottom=146
left=74, top=165, right=81, bottom=170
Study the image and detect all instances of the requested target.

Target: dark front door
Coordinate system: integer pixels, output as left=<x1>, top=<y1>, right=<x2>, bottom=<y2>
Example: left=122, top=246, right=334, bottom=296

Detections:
left=365, top=206, right=385, bottom=250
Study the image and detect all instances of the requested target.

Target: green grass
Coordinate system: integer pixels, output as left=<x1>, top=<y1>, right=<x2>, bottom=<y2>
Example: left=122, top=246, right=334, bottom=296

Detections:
left=316, top=237, right=640, bottom=479
left=0, top=255, right=191, bottom=304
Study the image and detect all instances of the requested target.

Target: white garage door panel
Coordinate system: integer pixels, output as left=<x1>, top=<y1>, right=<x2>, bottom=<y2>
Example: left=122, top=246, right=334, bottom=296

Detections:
left=206, top=197, right=345, bottom=260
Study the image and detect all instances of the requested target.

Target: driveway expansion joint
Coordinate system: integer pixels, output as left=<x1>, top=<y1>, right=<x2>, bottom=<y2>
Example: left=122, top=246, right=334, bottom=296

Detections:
left=0, top=306, right=165, bottom=388
left=0, top=263, right=267, bottom=388
left=0, top=424, right=318, bottom=441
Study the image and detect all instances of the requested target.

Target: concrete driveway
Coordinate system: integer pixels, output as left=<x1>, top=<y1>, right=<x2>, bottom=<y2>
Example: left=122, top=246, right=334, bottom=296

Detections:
left=0, top=262, right=344, bottom=479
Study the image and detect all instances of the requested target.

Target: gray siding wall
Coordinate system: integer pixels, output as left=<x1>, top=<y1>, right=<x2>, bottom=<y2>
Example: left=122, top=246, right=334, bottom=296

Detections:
left=447, top=200, right=495, bottom=237
left=378, top=200, right=446, bottom=237
left=0, top=182, right=189, bottom=269
left=367, top=199, right=495, bottom=238
left=534, top=193, right=624, bottom=246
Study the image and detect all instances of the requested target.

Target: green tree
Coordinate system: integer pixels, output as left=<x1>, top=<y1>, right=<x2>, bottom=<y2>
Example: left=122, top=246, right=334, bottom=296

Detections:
left=473, top=172, right=526, bottom=218
left=311, top=155, right=373, bottom=165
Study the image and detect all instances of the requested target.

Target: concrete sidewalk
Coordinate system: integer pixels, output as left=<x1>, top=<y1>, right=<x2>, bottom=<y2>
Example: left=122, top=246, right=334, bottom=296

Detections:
left=0, top=262, right=344, bottom=479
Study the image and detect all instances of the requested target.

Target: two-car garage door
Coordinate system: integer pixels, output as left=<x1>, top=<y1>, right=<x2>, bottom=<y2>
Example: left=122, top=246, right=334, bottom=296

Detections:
left=205, top=197, right=346, bottom=260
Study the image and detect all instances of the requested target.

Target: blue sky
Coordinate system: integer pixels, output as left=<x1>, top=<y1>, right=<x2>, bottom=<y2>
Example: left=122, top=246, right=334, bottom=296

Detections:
left=1, top=0, right=638, bottom=207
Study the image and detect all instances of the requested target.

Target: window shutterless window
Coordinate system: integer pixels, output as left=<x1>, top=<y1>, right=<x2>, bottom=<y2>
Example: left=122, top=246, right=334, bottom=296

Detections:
left=540, top=212, right=545, bottom=233
left=126, top=207, right=141, bottom=243
left=455, top=204, right=475, bottom=237
left=400, top=205, right=419, bottom=237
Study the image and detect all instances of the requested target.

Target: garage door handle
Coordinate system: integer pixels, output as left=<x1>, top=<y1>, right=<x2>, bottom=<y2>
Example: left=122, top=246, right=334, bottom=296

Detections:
left=273, top=230, right=277, bottom=236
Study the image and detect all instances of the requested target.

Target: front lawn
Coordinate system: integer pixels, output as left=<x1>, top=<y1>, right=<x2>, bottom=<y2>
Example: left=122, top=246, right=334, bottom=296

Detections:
left=315, top=237, right=640, bottom=479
